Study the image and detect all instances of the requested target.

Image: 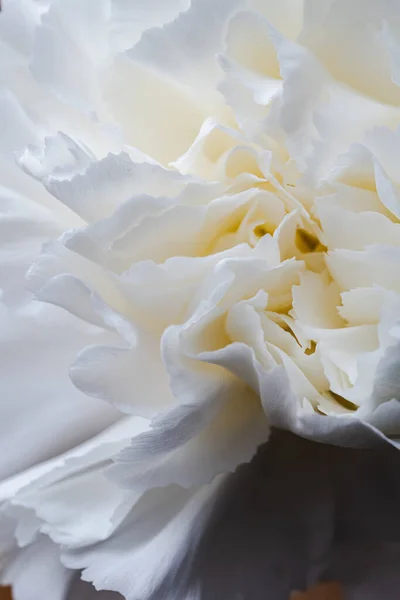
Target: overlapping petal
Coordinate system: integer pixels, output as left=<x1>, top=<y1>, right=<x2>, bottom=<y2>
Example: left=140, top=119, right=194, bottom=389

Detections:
left=2, top=0, right=400, bottom=598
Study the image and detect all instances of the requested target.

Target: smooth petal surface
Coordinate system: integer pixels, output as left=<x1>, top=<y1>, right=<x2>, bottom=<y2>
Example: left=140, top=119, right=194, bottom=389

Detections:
left=0, top=537, right=73, bottom=600
left=0, top=188, right=119, bottom=480
left=301, top=0, right=400, bottom=105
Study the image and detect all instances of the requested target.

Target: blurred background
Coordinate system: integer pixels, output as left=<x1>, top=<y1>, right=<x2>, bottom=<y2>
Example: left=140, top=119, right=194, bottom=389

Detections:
left=0, top=583, right=343, bottom=599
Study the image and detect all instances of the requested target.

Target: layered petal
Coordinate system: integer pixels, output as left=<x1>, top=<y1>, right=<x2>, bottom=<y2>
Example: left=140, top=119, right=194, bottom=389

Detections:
left=0, top=187, right=120, bottom=480
left=2, top=0, right=400, bottom=597
left=0, top=537, right=73, bottom=600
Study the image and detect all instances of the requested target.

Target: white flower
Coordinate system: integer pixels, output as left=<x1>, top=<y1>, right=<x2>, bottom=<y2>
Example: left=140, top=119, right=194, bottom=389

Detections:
left=2, top=0, right=400, bottom=598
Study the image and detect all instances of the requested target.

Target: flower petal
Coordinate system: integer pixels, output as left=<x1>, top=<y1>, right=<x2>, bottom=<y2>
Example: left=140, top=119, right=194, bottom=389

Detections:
left=108, top=0, right=190, bottom=54
left=17, top=144, right=178, bottom=223
left=30, top=0, right=110, bottom=114
left=250, top=0, right=304, bottom=39
left=0, top=536, right=73, bottom=600
left=0, top=417, right=148, bottom=549
left=327, top=245, right=400, bottom=294
left=301, top=0, right=400, bottom=105
left=269, top=21, right=400, bottom=179
left=102, top=55, right=209, bottom=165
left=110, top=374, right=268, bottom=490
left=62, top=477, right=225, bottom=600
left=0, top=192, right=119, bottom=480
left=129, top=0, right=243, bottom=89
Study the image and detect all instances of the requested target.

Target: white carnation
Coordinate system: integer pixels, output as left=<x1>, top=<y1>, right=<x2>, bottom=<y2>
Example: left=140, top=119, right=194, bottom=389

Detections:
left=1, top=0, right=400, bottom=598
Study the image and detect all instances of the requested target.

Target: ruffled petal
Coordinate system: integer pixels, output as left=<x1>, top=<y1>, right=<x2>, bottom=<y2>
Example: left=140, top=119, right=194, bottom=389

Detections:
left=129, top=0, right=243, bottom=89
left=17, top=140, right=184, bottom=222
left=0, top=417, right=148, bottom=550
left=269, top=22, right=400, bottom=180
left=62, top=477, right=226, bottom=600
left=108, top=0, right=190, bottom=54
left=109, top=372, right=269, bottom=490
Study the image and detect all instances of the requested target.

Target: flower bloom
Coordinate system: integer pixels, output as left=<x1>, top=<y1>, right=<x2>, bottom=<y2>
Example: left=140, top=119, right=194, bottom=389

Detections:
left=2, top=0, right=400, bottom=598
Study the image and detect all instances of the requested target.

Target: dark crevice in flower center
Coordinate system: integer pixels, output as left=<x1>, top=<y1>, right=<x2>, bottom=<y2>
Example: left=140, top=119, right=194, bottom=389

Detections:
left=295, top=227, right=327, bottom=254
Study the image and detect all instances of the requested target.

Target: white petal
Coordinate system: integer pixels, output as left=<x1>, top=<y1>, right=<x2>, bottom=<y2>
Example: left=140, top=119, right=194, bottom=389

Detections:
left=69, top=246, right=260, bottom=416
left=270, top=23, right=400, bottom=179
left=217, top=57, right=275, bottom=136
left=370, top=340, right=400, bottom=409
left=226, top=292, right=276, bottom=370
left=0, top=416, right=147, bottom=501
left=364, top=398, right=400, bottom=438
left=171, top=118, right=239, bottom=178
left=108, top=0, right=190, bottom=54
left=326, top=246, right=400, bottom=293
left=0, top=197, right=119, bottom=480
left=383, top=18, right=400, bottom=87
left=27, top=239, right=129, bottom=327
left=324, top=187, right=383, bottom=220
left=317, top=199, right=400, bottom=250
left=129, top=0, right=243, bottom=89
left=301, top=0, right=400, bottom=105
left=224, top=11, right=280, bottom=82
left=249, top=0, right=304, bottom=39
left=104, top=190, right=257, bottom=265
left=292, top=271, right=344, bottom=329
left=373, top=158, right=400, bottom=221
left=102, top=56, right=209, bottom=165
left=30, top=0, right=110, bottom=114
left=307, top=88, right=400, bottom=184
left=110, top=372, right=268, bottom=490
left=0, top=0, right=45, bottom=58
left=0, top=537, right=73, bottom=600
left=63, top=478, right=225, bottom=600
left=266, top=28, right=327, bottom=169
left=1, top=417, right=148, bottom=549
left=0, top=92, right=78, bottom=219
left=329, top=145, right=376, bottom=191
left=12, top=470, right=132, bottom=549
left=364, top=126, right=400, bottom=185
left=216, top=9, right=284, bottom=136
left=18, top=145, right=174, bottom=223
left=339, top=287, right=394, bottom=326
left=319, top=326, right=379, bottom=386
left=70, top=333, right=171, bottom=417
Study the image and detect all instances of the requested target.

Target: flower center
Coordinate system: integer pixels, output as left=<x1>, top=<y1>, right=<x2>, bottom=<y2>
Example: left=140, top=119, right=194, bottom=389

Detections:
left=295, top=228, right=327, bottom=254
